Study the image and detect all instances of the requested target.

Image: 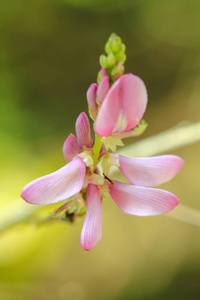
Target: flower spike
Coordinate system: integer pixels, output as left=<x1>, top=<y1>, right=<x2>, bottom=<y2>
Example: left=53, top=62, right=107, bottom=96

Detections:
left=21, top=33, right=183, bottom=251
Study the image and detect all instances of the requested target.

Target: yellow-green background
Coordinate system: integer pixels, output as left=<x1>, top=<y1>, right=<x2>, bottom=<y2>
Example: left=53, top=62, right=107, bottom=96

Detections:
left=0, top=1, right=200, bottom=299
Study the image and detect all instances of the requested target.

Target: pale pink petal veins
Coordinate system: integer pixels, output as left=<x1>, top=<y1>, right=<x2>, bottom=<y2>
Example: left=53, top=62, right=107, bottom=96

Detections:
left=87, top=83, right=98, bottom=112
left=95, top=74, right=147, bottom=137
left=118, top=155, right=184, bottom=187
left=109, top=181, right=179, bottom=216
left=63, top=134, right=80, bottom=162
left=21, top=157, right=86, bottom=205
left=97, top=76, right=110, bottom=104
left=75, top=112, right=93, bottom=149
left=80, top=184, right=102, bottom=251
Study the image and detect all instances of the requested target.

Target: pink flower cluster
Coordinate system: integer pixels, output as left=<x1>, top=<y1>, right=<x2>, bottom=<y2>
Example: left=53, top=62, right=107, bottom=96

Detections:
left=21, top=72, right=183, bottom=251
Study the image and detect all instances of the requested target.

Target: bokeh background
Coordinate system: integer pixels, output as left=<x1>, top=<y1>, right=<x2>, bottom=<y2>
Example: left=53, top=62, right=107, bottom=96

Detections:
left=0, top=0, right=200, bottom=299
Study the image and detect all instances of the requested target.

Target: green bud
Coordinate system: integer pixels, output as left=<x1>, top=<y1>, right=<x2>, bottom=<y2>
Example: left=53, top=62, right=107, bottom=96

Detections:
left=115, top=52, right=125, bottom=63
left=111, top=63, right=124, bottom=78
left=121, top=54, right=126, bottom=64
left=99, top=55, right=108, bottom=68
left=98, top=33, right=126, bottom=83
left=111, top=35, right=122, bottom=53
left=105, top=41, right=112, bottom=54
left=115, top=44, right=126, bottom=61
left=120, top=43, right=126, bottom=53
left=117, top=48, right=124, bottom=57
left=107, top=52, right=116, bottom=67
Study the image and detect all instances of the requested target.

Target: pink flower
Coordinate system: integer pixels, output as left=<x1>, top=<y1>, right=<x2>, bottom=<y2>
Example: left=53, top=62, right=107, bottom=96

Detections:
left=21, top=98, right=183, bottom=252
left=21, top=34, right=184, bottom=252
left=108, top=154, right=184, bottom=216
left=21, top=149, right=183, bottom=251
left=21, top=112, right=92, bottom=205
left=81, top=154, right=183, bottom=250
left=95, top=73, right=147, bottom=137
left=21, top=110, right=183, bottom=251
left=86, top=76, right=110, bottom=120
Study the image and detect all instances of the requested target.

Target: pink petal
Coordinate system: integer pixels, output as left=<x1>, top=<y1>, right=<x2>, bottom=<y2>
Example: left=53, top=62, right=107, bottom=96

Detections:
left=118, top=155, right=184, bottom=187
left=97, top=76, right=110, bottom=104
left=21, top=157, right=86, bottom=205
left=80, top=184, right=102, bottom=251
left=95, top=74, right=147, bottom=137
left=109, top=181, right=179, bottom=216
left=87, top=83, right=98, bottom=112
left=63, top=134, right=80, bottom=162
left=75, top=112, right=93, bottom=149
left=98, top=67, right=108, bottom=78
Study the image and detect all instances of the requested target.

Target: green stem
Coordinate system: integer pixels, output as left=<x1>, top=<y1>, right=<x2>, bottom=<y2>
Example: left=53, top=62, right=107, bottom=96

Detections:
left=92, top=134, right=103, bottom=167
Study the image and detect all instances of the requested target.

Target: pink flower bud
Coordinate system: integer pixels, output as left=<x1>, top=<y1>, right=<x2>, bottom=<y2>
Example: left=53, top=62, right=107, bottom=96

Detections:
left=99, top=67, right=108, bottom=77
left=97, top=76, right=110, bottom=104
left=86, top=83, right=98, bottom=112
left=95, top=74, right=148, bottom=137
left=97, top=67, right=108, bottom=83
left=63, top=133, right=80, bottom=162
left=76, top=112, right=93, bottom=149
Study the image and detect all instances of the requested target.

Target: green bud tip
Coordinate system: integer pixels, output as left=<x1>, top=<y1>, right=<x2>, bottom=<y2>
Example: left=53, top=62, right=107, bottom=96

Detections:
left=99, top=55, right=108, bottom=68
left=98, top=33, right=126, bottom=84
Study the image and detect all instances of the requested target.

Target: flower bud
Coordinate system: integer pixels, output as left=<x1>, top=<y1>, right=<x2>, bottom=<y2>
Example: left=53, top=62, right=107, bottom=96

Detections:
left=115, top=44, right=126, bottom=62
left=105, top=40, right=112, bottom=54
left=99, top=55, right=108, bottom=68
left=63, top=134, right=80, bottom=162
left=97, top=76, right=110, bottom=104
left=87, top=83, right=98, bottom=112
left=111, top=35, right=122, bottom=53
left=107, top=53, right=116, bottom=67
left=111, top=62, right=125, bottom=81
left=76, top=112, right=93, bottom=149
left=97, top=67, right=108, bottom=84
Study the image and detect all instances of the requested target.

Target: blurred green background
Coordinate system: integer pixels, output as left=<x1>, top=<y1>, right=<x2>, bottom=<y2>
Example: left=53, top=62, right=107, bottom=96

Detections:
left=0, top=0, right=200, bottom=299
